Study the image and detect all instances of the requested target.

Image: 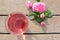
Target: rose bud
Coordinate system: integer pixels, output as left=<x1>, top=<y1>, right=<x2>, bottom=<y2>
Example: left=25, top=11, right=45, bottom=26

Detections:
left=26, top=0, right=32, bottom=9
left=40, top=22, right=45, bottom=27
left=40, top=13, right=45, bottom=19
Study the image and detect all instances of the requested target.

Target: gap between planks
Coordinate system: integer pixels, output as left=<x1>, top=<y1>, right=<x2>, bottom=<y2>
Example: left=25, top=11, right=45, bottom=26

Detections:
left=0, top=33, right=60, bottom=35
left=0, top=14, right=60, bottom=16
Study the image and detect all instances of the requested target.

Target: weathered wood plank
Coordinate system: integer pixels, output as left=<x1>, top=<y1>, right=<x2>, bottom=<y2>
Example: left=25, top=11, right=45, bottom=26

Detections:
left=53, top=34, right=60, bottom=40
left=0, top=16, right=8, bottom=33
left=0, top=34, right=53, bottom=40
left=26, top=35, right=53, bottom=40
left=0, top=16, right=43, bottom=33
left=0, top=0, right=59, bottom=14
left=46, top=16, right=60, bottom=33
left=0, top=0, right=36, bottom=14
left=0, top=16, right=60, bottom=33
left=1, top=34, right=60, bottom=40
left=43, top=0, right=60, bottom=14
left=0, top=34, right=17, bottom=40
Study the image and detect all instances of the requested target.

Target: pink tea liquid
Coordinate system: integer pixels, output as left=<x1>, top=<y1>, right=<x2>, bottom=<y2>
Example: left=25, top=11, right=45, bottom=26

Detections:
left=7, top=12, right=28, bottom=35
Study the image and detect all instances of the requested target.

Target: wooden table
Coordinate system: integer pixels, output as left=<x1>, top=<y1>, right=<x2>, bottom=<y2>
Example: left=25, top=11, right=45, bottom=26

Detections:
left=0, top=0, right=60, bottom=40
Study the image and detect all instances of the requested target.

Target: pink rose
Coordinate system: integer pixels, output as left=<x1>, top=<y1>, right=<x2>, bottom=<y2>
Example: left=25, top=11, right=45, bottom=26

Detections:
left=40, top=22, right=45, bottom=27
left=40, top=13, right=45, bottom=19
left=32, top=2, right=46, bottom=13
left=26, top=0, right=32, bottom=9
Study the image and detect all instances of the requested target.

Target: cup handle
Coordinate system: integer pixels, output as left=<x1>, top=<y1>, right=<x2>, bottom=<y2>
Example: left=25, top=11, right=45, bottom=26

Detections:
left=21, top=35, right=26, bottom=40
left=20, top=29, right=26, bottom=40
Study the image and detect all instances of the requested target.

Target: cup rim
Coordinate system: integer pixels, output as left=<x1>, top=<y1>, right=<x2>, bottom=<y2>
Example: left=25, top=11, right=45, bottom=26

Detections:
left=6, top=12, right=28, bottom=35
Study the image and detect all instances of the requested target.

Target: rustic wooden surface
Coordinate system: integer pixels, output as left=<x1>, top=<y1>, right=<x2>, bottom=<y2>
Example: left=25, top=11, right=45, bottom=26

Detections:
left=0, top=0, right=60, bottom=40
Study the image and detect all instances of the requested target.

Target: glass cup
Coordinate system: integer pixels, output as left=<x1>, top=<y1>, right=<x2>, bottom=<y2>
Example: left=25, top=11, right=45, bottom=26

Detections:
left=7, top=12, right=28, bottom=40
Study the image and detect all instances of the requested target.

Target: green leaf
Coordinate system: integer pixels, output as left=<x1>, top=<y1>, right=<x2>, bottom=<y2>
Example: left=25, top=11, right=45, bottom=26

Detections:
left=27, top=12, right=39, bottom=20
left=27, top=12, right=43, bottom=23
left=36, top=18, right=42, bottom=23
left=27, top=12, right=39, bottom=18
left=44, top=9, right=52, bottom=18
left=35, top=15, right=43, bottom=23
left=36, top=0, right=40, bottom=2
left=33, top=11, right=40, bottom=15
left=27, top=13, right=35, bottom=17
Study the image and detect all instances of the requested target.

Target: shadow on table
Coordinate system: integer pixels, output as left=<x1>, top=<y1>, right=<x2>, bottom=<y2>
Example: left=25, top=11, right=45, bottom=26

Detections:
left=17, top=29, right=33, bottom=40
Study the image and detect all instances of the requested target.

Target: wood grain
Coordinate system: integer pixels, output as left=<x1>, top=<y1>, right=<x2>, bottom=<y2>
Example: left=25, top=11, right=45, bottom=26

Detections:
left=0, top=34, right=53, bottom=40
left=43, top=0, right=60, bottom=14
left=1, top=34, right=60, bottom=40
left=0, top=0, right=60, bottom=15
left=53, top=34, right=60, bottom=40
left=0, top=16, right=60, bottom=33
left=0, top=0, right=36, bottom=14
left=0, top=34, right=17, bottom=40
